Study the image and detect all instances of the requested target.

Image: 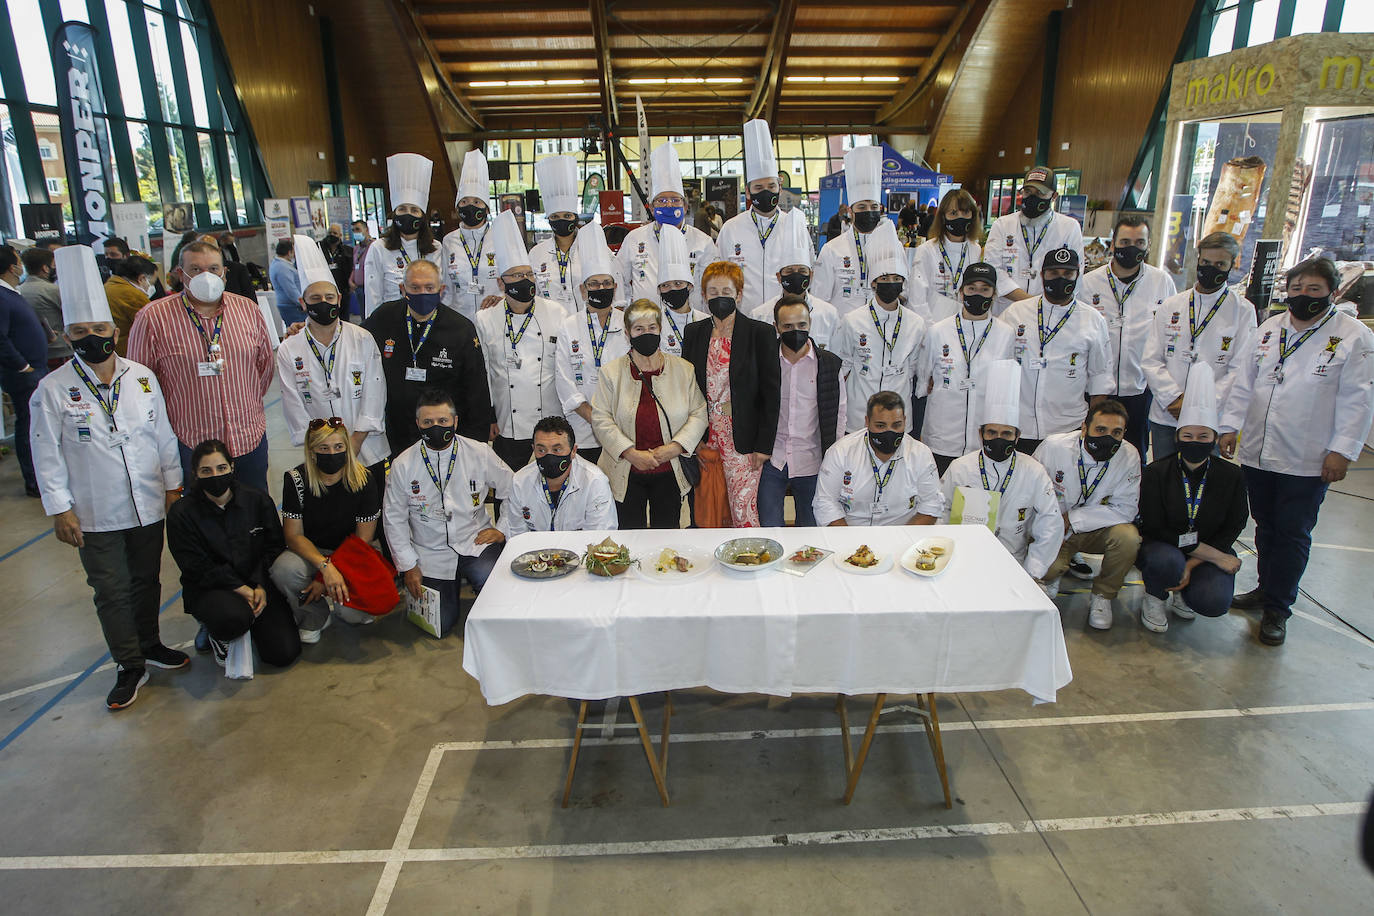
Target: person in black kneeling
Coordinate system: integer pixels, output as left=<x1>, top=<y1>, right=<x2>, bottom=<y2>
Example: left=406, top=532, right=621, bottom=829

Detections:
left=166, top=439, right=301, bottom=669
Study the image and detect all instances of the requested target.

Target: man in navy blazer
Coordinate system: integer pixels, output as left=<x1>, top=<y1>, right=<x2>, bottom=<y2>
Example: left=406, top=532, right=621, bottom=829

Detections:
left=0, top=245, right=51, bottom=497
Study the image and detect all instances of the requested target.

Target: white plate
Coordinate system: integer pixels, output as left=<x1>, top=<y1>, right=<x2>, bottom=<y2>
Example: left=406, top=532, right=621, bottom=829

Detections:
left=635, top=547, right=714, bottom=583
left=833, top=548, right=894, bottom=576
left=715, top=537, right=785, bottom=573
left=900, top=537, right=955, bottom=578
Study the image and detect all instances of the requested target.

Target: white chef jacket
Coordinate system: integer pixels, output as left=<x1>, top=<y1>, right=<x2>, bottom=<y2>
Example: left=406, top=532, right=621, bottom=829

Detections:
left=475, top=298, right=569, bottom=441
left=275, top=321, right=389, bottom=467
left=441, top=224, right=502, bottom=321
left=555, top=306, right=630, bottom=451
left=1033, top=431, right=1140, bottom=534
left=918, top=314, right=1016, bottom=458
left=814, top=429, right=944, bottom=526
left=529, top=237, right=580, bottom=311
left=812, top=226, right=892, bottom=320
left=615, top=222, right=718, bottom=311
left=1076, top=262, right=1174, bottom=398
left=1003, top=296, right=1112, bottom=440
left=1220, top=308, right=1374, bottom=477
left=29, top=355, right=182, bottom=532
left=830, top=302, right=927, bottom=433
left=986, top=210, right=1085, bottom=314
left=498, top=455, right=617, bottom=537
left=749, top=292, right=839, bottom=349
left=383, top=436, right=513, bottom=577
left=363, top=238, right=443, bottom=318
left=941, top=450, right=1063, bottom=579
left=1142, top=286, right=1257, bottom=427
left=715, top=209, right=786, bottom=310
left=908, top=237, right=985, bottom=324
left=659, top=305, right=706, bottom=357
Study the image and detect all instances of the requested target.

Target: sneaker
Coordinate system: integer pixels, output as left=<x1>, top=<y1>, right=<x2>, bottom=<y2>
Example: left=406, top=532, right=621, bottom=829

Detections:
left=209, top=636, right=228, bottom=667
left=1168, top=592, right=1196, bottom=620
left=1088, top=595, right=1114, bottom=630
left=299, top=615, right=331, bottom=645
left=1067, top=559, right=1095, bottom=580
left=143, top=644, right=190, bottom=669
left=334, top=604, right=377, bottom=626
left=194, top=624, right=211, bottom=654
left=1231, top=588, right=1266, bottom=611
left=1140, top=594, right=1169, bottom=633
left=1040, top=577, right=1060, bottom=599
left=1259, top=609, right=1287, bottom=646
left=106, top=666, right=149, bottom=710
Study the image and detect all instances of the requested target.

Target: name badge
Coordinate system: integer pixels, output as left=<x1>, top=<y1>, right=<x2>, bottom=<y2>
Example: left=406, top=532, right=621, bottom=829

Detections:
left=109, top=431, right=131, bottom=447
left=1267, top=369, right=1283, bottom=384
left=1178, top=531, right=1199, bottom=548
left=78, top=426, right=92, bottom=442
left=405, top=367, right=428, bottom=382
left=1028, top=357, right=1048, bottom=371
left=197, top=360, right=222, bottom=377
left=957, top=378, right=974, bottom=391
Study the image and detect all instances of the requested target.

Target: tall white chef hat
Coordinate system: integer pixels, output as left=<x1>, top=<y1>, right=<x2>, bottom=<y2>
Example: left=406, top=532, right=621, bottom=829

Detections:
left=293, top=233, right=335, bottom=295
left=867, top=219, right=905, bottom=279
left=774, top=208, right=813, bottom=270
left=1177, top=362, right=1219, bottom=431
left=743, top=119, right=778, bottom=184
left=55, top=245, right=111, bottom=326
left=650, top=142, right=685, bottom=198
left=657, top=223, right=694, bottom=286
left=491, top=208, right=530, bottom=277
left=536, top=155, right=579, bottom=215
left=572, top=220, right=616, bottom=287
left=457, top=149, right=490, bottom=204
left=387, top=153, right=432, bottom=212
left=844, top=145, right=883, bottom=205
left=981, top=359, right=1022, bottom=430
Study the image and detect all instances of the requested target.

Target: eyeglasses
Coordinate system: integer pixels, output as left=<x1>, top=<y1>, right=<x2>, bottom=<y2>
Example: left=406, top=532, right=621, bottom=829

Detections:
left=308, top=417, right=345, bottom=431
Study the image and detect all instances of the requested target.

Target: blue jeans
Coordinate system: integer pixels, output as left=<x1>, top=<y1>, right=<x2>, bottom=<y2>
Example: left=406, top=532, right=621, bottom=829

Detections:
left=423, top=541, right=503, bottom=637
left=757, top=460, right=818, bottom=528
left=277, top=302, right=307, bottom=328
left=1137, top=539, right=1235, bottom=616
left=178, top=433, right=269, bottom=496
left=1242, top=466, right=1327, bottom=619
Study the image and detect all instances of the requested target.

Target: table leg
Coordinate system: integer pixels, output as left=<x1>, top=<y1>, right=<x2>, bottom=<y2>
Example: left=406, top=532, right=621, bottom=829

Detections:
left=838, top=693, right=887, bottom=805
left=919, top=693, right=953, bottom=809
left=627, top=694, right=672, bottom=807
left=560, top=700, right=591, bottom=808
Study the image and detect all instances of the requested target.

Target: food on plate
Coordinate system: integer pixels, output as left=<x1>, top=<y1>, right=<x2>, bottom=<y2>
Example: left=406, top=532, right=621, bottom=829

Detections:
left=789, top=546, right=824, bottom=564
left=912, top=548, right=938, bottom=571
left=529, top=560, right=549, bottom=573
left=731, top=548, right=773, bottom=566
left=584, top=538, right=634, bottom=577
left=655, top=548, right=694, bottom=573
left=845, top=545, right=879, bottom=568
left=926, top=545, right=947, bottom=557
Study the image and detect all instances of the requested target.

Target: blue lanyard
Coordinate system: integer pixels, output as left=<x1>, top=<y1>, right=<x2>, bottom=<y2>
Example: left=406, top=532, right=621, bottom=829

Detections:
left=853, top=229, right=869, bottom=285
left=1105, top=268, right=1140, bottom=310
left=460, top=229, right=486, bottom=282
left=868, top=445, right=897, bottom=501
left=72, top=358, right=121, bottom=431
left=1277, top=308, right=1336, bottom=372
left=554, top=246, right=570, bottom=285
left=1076, top=448, right=1110, bottom=507
left=938, top=239, right=968, bottom=291
left=305, top=328, right=337, bottom=383
left=505, top=306, right=534, bottom=353
left=1187, top=289, right=1226, bottom=347
left=663, top=307, right=686, bottom=342
left=868, top=303, right=902, bottom=360
left=956, top=317, right=993, bottom=368
left=1038, top=298, right=1074, bottom=349
left=183, top=297, right=222, bottom=358
left=1180, top=461, right=1208, bottom=531
left=420, top=442, right=457, bottom=497
left=978, top=451, right=1016, bottom=495
left=1020, top=218, right=1050, bottom=267
left=406, top=315, right=434, bottom=367
left=753, top=211, right=778, bottom=248
left=585, top=309, right=612, bottom=367
left=540, top=475, right=561, bottom=530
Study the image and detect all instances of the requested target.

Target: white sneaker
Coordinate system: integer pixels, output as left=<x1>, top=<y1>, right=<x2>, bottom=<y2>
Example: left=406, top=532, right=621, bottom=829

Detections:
left=1140, top=594, right=1169, bottom=632
left=1088, top=595, right=1113, bottom=630
left=334, top=604, right=377, bottom=626
left=1168, top=592, right=1196, bottom=619
left=1041, top=577, right=1061, bottom=599
left=298, top=615, right=331, bottom=645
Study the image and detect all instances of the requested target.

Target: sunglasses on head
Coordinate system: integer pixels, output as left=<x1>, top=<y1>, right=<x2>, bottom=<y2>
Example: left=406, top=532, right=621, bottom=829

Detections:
left=308, top=416, right=345, bottom=431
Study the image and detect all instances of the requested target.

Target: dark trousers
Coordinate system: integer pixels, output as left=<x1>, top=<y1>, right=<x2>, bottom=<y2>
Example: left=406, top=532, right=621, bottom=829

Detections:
left=578, top=446, right=602, bottom=467
left=617, top=470, right=682, bottom=529
left=78, top=521, right=166, bottom=669
left=1137, top=539, right=1235, bottom=616
left=1243, top=466, right=1328, bottom=619
left=178, top=433, right=269, bottom=495
left=933, top=452, right=958, bottom=477
left=492, top=436, right=534, bottom=471
left=422, top=541, right=503, bottom=636
left=1015, top=438, right=1042, bottom=456
left=1117, top=391, right=1152, bottom=464
left=908, top=395, right=927, bottom=441
left=189, top=582, right=301, bottom=668
left=757, top=461, right=818, bottom=527
left=2, top=372, right=41, bottom=490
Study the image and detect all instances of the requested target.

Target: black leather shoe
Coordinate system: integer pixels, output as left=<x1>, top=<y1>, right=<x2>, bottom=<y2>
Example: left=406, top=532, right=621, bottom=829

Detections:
left=194, top=624, right=211, bottom=654
left=1259, top=609, right=1287, bottom=646
left=1232, top=588, right=1266, bottom=610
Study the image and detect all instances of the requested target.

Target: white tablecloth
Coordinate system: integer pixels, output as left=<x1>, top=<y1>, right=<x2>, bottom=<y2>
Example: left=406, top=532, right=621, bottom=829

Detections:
left=462, top=525, right=1072, bottom=705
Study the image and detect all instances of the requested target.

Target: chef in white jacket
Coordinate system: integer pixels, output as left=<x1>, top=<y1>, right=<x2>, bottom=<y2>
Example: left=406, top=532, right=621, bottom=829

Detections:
left=907, top=187, right=985, bottom=324
left=474, top=209, right=570, bottom=470
left=617, top=142, right=718, bottom=309
left=1003, top=246, right=1112, bottom=451
left=29, top=244, right=185, bottom=709
left=919, top=262, right=1016, bottom=472
left=441, top=149, right=501, bottom=319
left=987, top=166, right=1084, bottom=314
left=812, top=145, right=889, bottom=319
left=530, top=155, right=584, bottom=311
left=499, top=415, right=617, bottom=536
left=364, top=153, right=443, bottom=317
left=716, top=119, right=786, bottom=311
left=655, top=222, right=706, bottom=357
left=829, top=219, right=927, bottom=434
left=276, top=234, right=389, bottom=470
left=942, top=359, right=1062, bottom=580
left=748, top=208, right=839, bottom=348
left=555, top=221, right=629, bottom=464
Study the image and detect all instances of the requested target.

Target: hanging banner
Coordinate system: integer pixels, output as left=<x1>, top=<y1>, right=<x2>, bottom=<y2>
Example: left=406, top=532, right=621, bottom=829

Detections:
left=598, top=190, right=624, bottom=225
left=51, top=20, right=115, bottom=247
left=633, top=95, right=649, bottom=223
left=265, top=217, right=292, bottom=250
left=324, top=196, right=352, bottom=234
left=21, top=203, right=64, bottom=244
left=263, top=198, right=290, bottom=221
left=110, top=201, right=150, bottom=254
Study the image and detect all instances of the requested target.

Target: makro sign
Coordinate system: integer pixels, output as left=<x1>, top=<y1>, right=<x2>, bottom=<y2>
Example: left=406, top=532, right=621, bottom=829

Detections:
left=1174, top=34, right=1374, bottom=118
left=1184, top=62, right=1278, bottom=107
left=51, top=21, right=114, bottom=247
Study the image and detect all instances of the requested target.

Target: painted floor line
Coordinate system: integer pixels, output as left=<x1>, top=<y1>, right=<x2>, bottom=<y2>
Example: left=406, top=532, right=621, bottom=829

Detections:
left=0, top=528, right=51, bottom=565
left=1309, top=541, right=1374, bottom=553
left=365, top=744, right=447, bottom=916
left=0, top=639, right=196, bottom=705
left=1291, top=609, right=1374, bottom=647
left=0, top=802, right=1361, bottom=871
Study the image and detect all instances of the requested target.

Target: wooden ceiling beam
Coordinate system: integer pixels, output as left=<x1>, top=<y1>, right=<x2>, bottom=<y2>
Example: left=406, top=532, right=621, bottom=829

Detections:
left=744, top=0, right=799, bottom=123
left=589, top=0, right=618, bottom=128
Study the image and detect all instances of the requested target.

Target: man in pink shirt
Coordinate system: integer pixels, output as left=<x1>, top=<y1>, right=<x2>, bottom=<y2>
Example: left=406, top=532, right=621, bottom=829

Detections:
left=758, top=293, right=847, bottom=527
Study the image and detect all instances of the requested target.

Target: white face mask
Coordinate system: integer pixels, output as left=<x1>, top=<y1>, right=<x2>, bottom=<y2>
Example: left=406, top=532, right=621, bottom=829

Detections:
left=187, top=271, right=225, bottom=303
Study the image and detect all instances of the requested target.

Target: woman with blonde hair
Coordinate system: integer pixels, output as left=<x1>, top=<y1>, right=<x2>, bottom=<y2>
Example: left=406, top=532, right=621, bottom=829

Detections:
left=269, top=417, right=387, bottom=642
left=909, top=187, right=985, bottom=324
left=591, top=300, right=708, bottom=528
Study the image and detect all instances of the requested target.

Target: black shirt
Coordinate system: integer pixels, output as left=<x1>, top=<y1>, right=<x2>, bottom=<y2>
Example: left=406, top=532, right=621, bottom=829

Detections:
left=166, top=482, right=284, bottom=613
left=1139, top=454, right=1249, bottom=553
left=280, top=464, right=383, bottom=552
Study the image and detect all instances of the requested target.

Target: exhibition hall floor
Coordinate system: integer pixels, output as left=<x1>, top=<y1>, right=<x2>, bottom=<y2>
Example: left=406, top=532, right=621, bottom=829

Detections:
left=1, top=382, right=1370, bottom=914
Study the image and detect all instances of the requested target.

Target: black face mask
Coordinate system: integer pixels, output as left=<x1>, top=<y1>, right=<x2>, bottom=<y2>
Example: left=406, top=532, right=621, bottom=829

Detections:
left=853, top=210, right=884, bottom=233
left=505, top=278, right=536, bottom=303
left=707, top=296, right=736, bottom=320
left=549, top=217, right=578, bottom=238
left=1196, top=263, right=1229, bottom=292
left=1020, top=195, right=1052, bottom=219
left=661, top=287, right=691, bottom=311
left=420, top=425, right=455, bottom=450
left=868, top=429, right=904, bottom=456
left=630, top=333, right=661, bottom=356
left=535, top=452, right=572, bottom=479
left=393, top=213, right=423, bottom=235
left=962, top=293, right=993, bottom=316
left=982, top=437, right=1016, bottom=463
left=314, top=451, right=348, bottom=475
left=585, top=287, right=615, bottom=310
left=1176, top=440, right=1213, bottom=465
left=305, top=300, right=340, bottom=325
left=458, top=205, right=487, bottom=227
left=1112, top=245, right=1146, bottom=270
left=875, top=280, right=904, bottom=304
left=779, top=329, right=809, bottom=352
left=1042, top=275, right=1077, bottom=301
left=72, top=333, right=116, bottom=365
left=199, top=471, right=234, bottom=497
left=1286, top=294, right=1330, bottom=322
left=1083, top=433, right=1121, bottom=463
left=945, top=216, right=972, bottom=238
left=779, top=271, right=810, bottom=295
left=750, top=188, right=780, bottom=212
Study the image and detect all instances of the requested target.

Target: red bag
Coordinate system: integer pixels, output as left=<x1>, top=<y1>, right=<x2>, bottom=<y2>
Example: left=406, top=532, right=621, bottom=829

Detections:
left=313, top=535, right=400, bottom=616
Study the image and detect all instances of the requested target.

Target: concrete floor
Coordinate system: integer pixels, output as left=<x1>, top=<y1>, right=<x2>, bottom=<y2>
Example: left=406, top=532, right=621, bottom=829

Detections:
left=1, top=382, right=1371, bottom=914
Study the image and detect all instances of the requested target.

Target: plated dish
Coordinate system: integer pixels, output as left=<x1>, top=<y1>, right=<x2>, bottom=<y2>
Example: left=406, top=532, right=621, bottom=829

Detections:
left=583, top=538, right=636, bottom=577
left=715, top=537, right=785, bottom=572
left=834, top=544, right=893, bottom=575
left=900, top=537, right=956, bottom=577
left=635, top=546, right=713, bottom=583
left=509, top=549, right=580, bottom=580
